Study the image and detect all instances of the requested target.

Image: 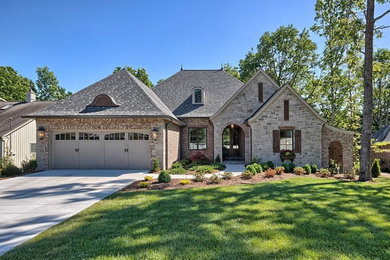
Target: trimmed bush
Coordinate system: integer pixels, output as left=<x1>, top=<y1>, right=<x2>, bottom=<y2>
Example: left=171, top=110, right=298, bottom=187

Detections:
left=215, top=154, right=221, bottom=163
left=138, top=181, right=150, bottom=188
left=193, top=165, right=214, bottom=173
left=303, top=164, right=311, bottom=175
left=260, top=162, right=269, bottom=171
left=179, top=179, right=191, bottom=185
left=328, top=159, right=340, bottom=175
left=245, top=164, right=257, bottom=174
left=267, top=161, right=275, bottom=169
left=171, top=161, right=183, bottom=169
left=317, top=168, right=331, bottom=178
left=152, top=158, right=160, bottom=172
left=21, top=159, right=37, bottom=173
left=371, top=159, right=381, bottom=178
left=282, top=162, right=291, bottom=173
left=275, top=166, right=285, bottom=175
left=288, top=162, right=296, bottom=173
left=252, top=163, right=263, bottom=173
left=169, top=167, right=187, bottom=175
left=144, top=176, right=153, bottom=181
left=294, top=167, right=306, bottom=175
left=211, top=163, right=226, bottom=171
left=241, top=170, right=253, bottom=179
left=193, top=172, right=206, bottom=182
left=264, top=168, right=276, bottom=178
left=2, top=164, right=21, bottom=176
left=208, top=174, right=222, bottom=184
left=158, top=170, right=171, bottom=183
left=310, top=163, right=318, bottom=173
left=190, top=152, right=210, bottom=164
left=222, top=172, right=233, bottom=180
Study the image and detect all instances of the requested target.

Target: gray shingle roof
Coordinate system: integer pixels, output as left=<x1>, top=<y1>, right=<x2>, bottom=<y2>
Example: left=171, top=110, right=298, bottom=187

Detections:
left=153, top=70, right=243, bottom=117
left=0, top=101, right=54, bottom=136
left=28, top=69, right=181, bottom=123
left=373, top=125, right=390, bottom=142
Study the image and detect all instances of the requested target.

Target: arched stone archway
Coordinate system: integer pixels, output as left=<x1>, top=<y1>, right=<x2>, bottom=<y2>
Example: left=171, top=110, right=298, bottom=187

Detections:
left=222, top=124, right=245, bottom=161
left=329, top=141, right=343, bottom=171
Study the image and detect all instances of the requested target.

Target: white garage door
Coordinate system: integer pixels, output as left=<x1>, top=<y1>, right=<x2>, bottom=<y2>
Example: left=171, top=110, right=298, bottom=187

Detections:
left=53, top=131, right=151, bottom=169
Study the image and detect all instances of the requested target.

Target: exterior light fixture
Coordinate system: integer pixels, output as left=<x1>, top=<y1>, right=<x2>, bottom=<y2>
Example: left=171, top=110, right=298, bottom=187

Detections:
left=37, top=127, right=46, bottom=140
left=151, top=128, right=158, bottom=140
left=230, top=124, right=234, bottom=129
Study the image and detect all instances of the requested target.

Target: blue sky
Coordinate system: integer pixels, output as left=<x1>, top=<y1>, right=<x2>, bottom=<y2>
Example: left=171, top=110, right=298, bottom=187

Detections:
left=1, top=0, right=389, bottom=93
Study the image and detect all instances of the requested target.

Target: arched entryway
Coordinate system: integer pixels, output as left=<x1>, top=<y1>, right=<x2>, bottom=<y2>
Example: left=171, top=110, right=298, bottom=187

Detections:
left=329, top=141, right=343, bottom=171
left=222, top=124, right=245, bottom=161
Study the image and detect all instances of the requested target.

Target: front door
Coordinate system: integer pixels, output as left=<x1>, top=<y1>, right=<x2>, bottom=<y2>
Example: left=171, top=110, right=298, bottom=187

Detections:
left=329, top=141, right=343, bottom=171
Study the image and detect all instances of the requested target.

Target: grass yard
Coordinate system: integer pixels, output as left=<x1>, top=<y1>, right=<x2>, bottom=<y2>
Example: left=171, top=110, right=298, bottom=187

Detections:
left=3, top=177, right=390, bottom=259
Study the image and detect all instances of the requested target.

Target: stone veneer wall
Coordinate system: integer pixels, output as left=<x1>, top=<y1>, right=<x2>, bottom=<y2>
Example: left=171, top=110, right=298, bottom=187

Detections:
left=180, top=118, right=214, bottom=161
left=250, top=87, right=323, bottom=166
left=211, top=71, right=279, bottom=163
left=167, top=122, right=180, bottom=168
left=322, top=125, right=354, bottom=172
left=36, top=118, right=168, bottom=171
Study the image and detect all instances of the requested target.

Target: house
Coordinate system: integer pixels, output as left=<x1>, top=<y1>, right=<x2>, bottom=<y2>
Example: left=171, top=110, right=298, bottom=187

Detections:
left=372, top=125, right=390, bottom=143
left=0, top=90, right=53, bottom=167
left=28, top=68, right=354, bottom=171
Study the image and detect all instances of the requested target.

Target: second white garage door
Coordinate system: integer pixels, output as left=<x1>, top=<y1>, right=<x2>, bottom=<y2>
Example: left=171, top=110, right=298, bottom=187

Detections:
left=53, top=131, right=151, bottom=169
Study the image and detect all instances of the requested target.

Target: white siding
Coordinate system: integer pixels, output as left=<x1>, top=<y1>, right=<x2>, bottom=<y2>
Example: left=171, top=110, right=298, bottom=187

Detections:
left=3, top=120, right=36, bottom=167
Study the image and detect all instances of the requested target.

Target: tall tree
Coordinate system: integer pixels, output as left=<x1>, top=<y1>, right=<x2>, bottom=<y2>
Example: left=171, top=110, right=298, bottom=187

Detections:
left=222, top=63, right=241, bottom=80
left=360, top=0, right=390, bottom=181
left=239, top=25, right=318, bottom=90
left=0, top=66, right=35, bottom=101
left=36, top=66, right=71, bottom=101
left=114, top=66, right=153, bottom=87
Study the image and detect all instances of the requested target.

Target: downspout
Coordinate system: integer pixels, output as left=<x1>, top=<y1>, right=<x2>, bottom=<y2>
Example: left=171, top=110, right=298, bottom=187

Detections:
left=165, top=121, right=169, bottom=170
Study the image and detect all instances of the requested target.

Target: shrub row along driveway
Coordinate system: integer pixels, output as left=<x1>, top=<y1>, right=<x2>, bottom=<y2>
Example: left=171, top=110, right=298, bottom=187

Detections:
left=0, top=169, right=148, bottom=255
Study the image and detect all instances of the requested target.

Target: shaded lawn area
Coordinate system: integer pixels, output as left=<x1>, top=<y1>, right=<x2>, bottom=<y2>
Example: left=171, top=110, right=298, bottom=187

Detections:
left=3, top=177, right=390, bottom=259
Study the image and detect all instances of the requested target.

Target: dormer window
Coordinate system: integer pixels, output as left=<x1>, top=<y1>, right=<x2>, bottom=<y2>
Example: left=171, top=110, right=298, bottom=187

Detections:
left=193, top=88, right=204, bottom=104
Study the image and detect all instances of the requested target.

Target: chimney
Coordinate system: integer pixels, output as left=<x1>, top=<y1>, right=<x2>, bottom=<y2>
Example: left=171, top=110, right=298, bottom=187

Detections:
left=26, top=89, right=36, bottom=103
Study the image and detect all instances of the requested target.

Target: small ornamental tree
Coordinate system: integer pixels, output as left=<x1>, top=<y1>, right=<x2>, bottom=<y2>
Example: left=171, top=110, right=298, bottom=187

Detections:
left=371, top=159, right=381, bottom=178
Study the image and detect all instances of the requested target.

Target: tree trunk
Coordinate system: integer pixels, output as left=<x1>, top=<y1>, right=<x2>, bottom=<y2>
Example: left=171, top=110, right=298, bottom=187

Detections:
left=359, top=0, right=375, bottom=181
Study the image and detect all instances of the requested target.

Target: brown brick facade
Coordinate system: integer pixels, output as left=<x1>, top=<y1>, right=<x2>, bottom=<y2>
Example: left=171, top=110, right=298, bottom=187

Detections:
left=180, top=118, right=214, bottom=161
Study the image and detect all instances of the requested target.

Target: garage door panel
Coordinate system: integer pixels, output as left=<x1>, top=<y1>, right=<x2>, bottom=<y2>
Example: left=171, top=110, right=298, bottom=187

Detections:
left=53, top=133, right=78, bottom=169
left=128, top=132, right=151, bottom=170
left=78, top=141, right=101, bottom=168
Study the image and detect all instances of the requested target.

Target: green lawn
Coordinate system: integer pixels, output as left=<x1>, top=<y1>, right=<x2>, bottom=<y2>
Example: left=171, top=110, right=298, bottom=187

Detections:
left=3, top=177, right=390, bottom=259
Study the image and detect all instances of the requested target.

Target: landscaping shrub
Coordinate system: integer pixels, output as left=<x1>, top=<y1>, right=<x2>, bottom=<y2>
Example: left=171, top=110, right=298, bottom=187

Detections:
left=288, top=162, right=296, bottom=172
left=222, top=171, right=233, bottom=180
left=152, top=158, right=160, bottom=172
left=264, top=168, right=276, bottom=178
left=249, top=157, right=261, bottom=164
left=275, top=166, right=285, bottom=175
left=21, top=159, right=37, bottom=173
left=193, top=165, right=214, bottom=173
left=252, top=163, right=262, bottom=173
left=210, top=163, right=226, bottom=171
left=193, top=172, right=206, bottom=182
left=303, top=164, right=311, bottom=175
left=294, top=167, right=306, bottom=175
left=215, top=154, right=221, bottom=163
left=179, top=179, right=191, bottom=185
left=281, top=162, right=291, bottom=173
left=260, top=162, right=269, bottom=171
left=169, top=167, right=187, bottom=175
left=241, top=170, right=253, bottom=179
left=208, top=174, right=222, bottom=184
left=371, top=158, right=381, bottom=178
left=139, top=181, right=150, bottom=188
left=310, top=163, right=318, bottom=173
left=144, top=176, right=153, bottom=181
left=344, top=170, right=356, bottom=180
left=138, top=181, right=150, bottom=188
left=317, top=168, right=331, bottom=178
left=181, top=158, right=192, bottom=167
left=2, top=164, right=21, bottom=176
left=190, top=152, right=210, bottom=164
left=245, top=164, right=257, bottom=174
left=158, top=170, right=171, bottom=183
left=328, top=159, right=340, bottom=176
left=267, top=161, right=275, bottom=169
left=171, top=161, right=183, bottom=169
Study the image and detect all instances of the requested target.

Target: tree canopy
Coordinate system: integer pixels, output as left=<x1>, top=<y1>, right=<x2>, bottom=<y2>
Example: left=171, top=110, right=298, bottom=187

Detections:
left=114, top=66, right=153, bottom=87
left=36, top=67, right=71, bottom=101
left=0, top=67, right=35, bottom=101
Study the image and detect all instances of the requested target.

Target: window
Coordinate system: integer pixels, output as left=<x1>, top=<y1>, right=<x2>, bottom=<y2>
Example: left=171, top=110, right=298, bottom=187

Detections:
left=193, top=89, right=204, bottom=104
left=104, top=133, right=125, bottom=140
left=280, top=129, right=293, bottom=150
left=129, top=132, right=149, bottom=140
left=30, top=143, right=36, bottom=153
left=55, top=133, right=76, bottom=140
left=79, top=133, right=99, bottom=140
left=258, top=82, right=263, bottom=102
left=189, top=128, right=207, bottom=150
left=284, top=100, right=289, bottom=120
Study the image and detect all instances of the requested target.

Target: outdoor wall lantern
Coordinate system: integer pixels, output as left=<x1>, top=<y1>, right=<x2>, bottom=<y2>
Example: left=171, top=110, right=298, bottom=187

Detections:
left=151, top=128, right=158, bottom=140
left=37, top=127, right=46, bottom=140
left=230, top=123, right=234, bottom=129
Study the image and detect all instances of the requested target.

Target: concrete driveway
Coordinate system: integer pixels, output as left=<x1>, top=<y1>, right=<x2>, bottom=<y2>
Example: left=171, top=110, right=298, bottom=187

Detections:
left=0, top=169, right=147, bottom=255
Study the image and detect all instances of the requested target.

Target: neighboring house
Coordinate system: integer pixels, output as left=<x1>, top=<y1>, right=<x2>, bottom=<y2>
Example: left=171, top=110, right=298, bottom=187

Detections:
left=0, top=90, right=53, bottom=167
left=372, top=125, right=390, bottom=143
left=28, top=68, right=354, bottom=171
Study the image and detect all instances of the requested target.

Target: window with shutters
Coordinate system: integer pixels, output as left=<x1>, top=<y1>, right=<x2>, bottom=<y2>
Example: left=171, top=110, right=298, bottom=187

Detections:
left=280, top=130, right=293, bottom=150
left=258, top=83, right=263, bottom=103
